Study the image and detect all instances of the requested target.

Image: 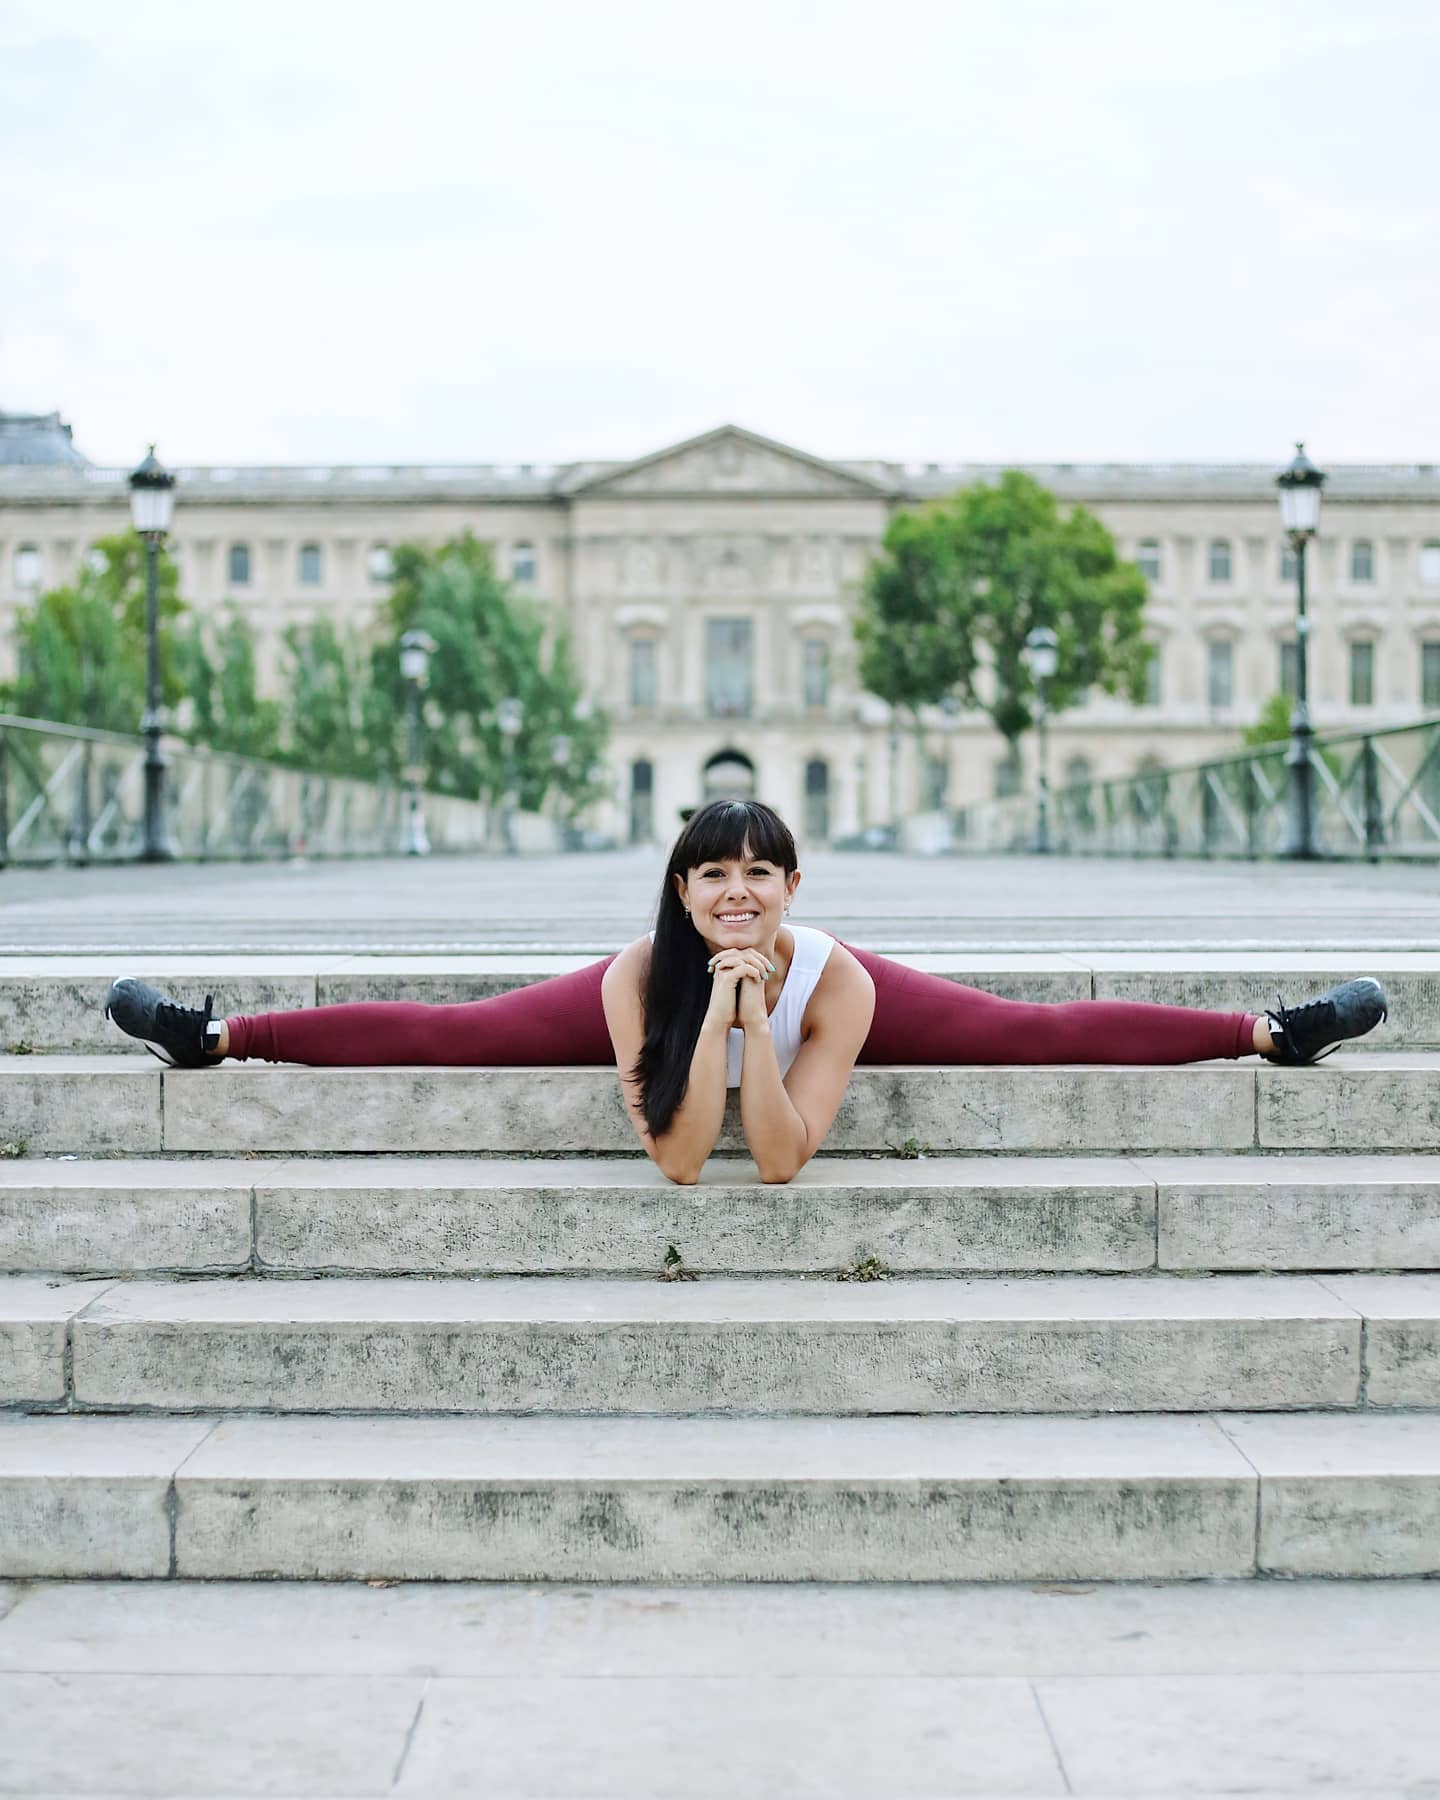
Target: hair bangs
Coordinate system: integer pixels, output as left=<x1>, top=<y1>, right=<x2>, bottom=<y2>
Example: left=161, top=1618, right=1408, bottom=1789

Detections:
left=670, top=799, right=796, bottom=876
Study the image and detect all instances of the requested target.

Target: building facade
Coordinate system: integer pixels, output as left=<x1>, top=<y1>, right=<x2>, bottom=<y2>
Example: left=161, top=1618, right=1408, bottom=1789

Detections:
left=3, top=415, right=1439, bottom=844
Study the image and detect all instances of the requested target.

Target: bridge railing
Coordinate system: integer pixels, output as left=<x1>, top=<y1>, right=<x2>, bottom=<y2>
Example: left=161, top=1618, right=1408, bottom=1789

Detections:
left=0, top=715, right=497, bottom=864
left=947, top=717, right=1440, bottom=859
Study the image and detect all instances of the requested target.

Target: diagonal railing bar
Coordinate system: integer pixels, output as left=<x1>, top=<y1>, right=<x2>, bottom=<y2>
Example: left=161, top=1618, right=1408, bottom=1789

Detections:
left=0, top=714, right=499, bottom=864
left=944, top=715, right=1440, bottom=860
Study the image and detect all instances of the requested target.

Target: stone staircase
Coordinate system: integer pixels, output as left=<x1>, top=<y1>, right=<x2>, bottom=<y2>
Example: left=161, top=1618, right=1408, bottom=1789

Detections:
left=2, top=955, right=1438, bottom=1583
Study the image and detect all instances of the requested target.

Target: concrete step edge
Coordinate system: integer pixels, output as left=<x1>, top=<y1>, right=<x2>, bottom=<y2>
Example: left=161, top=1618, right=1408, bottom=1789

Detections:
left=3, top=1411, right=1437, bottom=1579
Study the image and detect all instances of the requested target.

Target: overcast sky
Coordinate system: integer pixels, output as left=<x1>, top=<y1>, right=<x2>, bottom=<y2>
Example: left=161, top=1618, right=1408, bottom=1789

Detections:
left=3, top=0, right=1438, bottom=469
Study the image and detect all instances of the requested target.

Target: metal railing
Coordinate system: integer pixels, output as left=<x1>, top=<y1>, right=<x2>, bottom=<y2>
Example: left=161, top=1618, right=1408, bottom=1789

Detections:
left=947, top=718, right=1440, bottom=860
left=0, top=715, right=497, bottom=864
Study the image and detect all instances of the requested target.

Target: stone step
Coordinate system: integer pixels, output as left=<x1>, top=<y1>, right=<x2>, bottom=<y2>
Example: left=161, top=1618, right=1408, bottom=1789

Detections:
left=11, top=1271, right=1439, bottom=1414
left=2, top=1409, right=1437, bottom=1581
left=4, top=1052, right=1437, bottom=1156
left=1, top=951, right=1430, bottom=1052
left=4, top=1154, right=1440, bottom=1277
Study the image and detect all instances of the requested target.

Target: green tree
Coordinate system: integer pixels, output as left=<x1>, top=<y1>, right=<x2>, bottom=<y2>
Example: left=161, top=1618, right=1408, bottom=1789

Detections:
left=377, top=534, right=607, bottom=815
left=279, top=618, right=377, bottom=778
left=177, top=610, right=281, bottom=761
left=1241, top=692, right=1294, bottom=748
left=4, top=530, right=186, bottom=732
left=855, top=471, right=1151, bottom=762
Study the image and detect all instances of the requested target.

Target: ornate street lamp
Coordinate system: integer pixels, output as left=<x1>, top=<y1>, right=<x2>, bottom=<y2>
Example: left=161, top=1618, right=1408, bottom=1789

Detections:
left=399, top=630, right=437, bottom=855
left=1023, top=625, right=1059, bottom=854
left=128, top=446, right=177, bottom=861
left=1276, top=443, right=1327, bottom=859
left=497, top=695, right=524, bottom=853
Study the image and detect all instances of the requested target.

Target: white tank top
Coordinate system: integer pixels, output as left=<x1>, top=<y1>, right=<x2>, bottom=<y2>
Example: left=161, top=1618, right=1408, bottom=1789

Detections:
left=648, top=924, right=835, bottom=1087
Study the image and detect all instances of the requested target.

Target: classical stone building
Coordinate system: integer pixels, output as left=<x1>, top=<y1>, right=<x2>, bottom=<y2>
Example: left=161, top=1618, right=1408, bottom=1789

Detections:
left=3, top=411, right=1439, bottom=844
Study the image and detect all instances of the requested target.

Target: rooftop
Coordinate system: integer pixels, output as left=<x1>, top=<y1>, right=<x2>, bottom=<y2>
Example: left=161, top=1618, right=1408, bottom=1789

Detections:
left=0, top=410, right=89, bottom=469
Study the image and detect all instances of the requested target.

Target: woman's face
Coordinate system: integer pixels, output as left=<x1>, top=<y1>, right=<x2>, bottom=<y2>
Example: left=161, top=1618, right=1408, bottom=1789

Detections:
left=674, top=847, right=800, bottom=953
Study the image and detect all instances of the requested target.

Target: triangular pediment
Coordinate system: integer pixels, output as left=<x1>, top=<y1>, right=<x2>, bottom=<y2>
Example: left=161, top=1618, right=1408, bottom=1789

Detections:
left=568, top=426, right=892, bottom=499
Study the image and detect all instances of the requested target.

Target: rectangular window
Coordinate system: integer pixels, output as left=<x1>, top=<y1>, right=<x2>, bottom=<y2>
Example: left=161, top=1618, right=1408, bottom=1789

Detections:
left=1351, top=540, right=1374, bottom=582
left=1423, top=641, right=1440, bottom=709
left=801, top=637, right=830, bottom=709
left=367, top=544, right=392, bottom=583
left=1143, top=645, right=1162, bottom=706
left=923, top=755, right=949, bottom=811
left=1422, top=542, right=1440, bottom=586
left=1280, top=640, right=1301, bottom=699
left=228, top=543, right=251, bottom=585
left=1136, top=540, right=1162, bottom=582
left=993, top=752, right=1022, bottom=799
left=705, top=617, right=754, bottom=718
left=298, top=543, right=322, bottom=585
left=1349, top=641, right=1375, bottom=707
left=1208, top=539, right=1232, bottom=583
left=511, top=542, right=536, bottom=585
left=14, top=545, right=41, bottom=590
left=628, top=637, right=657, bottom=710
left=1280, top=544, right=1300, bottom=583
left=1207, top=639, right=1234, bottom=709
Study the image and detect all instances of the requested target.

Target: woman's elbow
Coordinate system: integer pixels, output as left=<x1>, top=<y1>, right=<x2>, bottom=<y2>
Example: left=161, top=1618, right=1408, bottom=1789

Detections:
left=755, top=1158, right=802, bottom=1185
left=652, top=1146, right=704, bottom=1185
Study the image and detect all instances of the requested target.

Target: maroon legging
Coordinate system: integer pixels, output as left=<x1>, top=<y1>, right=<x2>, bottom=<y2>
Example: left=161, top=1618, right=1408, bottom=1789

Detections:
left=225, top=943, right=1258, bottom=1066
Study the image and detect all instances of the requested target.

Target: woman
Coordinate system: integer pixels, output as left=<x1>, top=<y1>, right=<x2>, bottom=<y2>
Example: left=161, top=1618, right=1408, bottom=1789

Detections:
left=104, top=798, right=1387, bottom=1184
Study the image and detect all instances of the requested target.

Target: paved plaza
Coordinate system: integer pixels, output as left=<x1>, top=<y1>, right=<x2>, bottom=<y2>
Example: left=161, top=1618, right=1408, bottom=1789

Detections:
left=4, top=1576, right=1440, bottom=1797
left=0, top=848, right=1437, bottom=953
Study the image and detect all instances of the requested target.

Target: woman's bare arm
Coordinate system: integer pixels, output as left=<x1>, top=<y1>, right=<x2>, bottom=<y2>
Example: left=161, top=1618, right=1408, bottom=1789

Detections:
left=736, top=945, right=875, bottom=1183
left=600, top=940, right=730, bottom=1184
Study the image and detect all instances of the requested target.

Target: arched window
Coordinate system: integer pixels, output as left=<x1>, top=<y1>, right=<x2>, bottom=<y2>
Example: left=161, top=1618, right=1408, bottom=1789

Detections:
left=629, top=759, right=654, bottom=844
left=803, top=758, right=830, bottom=841
left=1064, top=754, right=1093, bottom=789
left=298, top=543, right=322, bottom=585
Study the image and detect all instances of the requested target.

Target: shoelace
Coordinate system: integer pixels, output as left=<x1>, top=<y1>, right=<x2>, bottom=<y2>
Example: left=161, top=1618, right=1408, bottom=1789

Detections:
left=155, top=992, right=215, bottom=1048
left=1269, top=989, right=1341, bottom=1064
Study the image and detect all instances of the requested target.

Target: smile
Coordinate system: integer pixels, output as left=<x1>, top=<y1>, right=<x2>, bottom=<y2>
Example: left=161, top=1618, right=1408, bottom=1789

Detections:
left=715, top=912, right=759, bottom=923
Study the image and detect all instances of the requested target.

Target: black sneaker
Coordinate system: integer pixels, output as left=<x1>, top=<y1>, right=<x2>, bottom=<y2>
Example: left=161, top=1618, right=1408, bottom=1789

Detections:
left=103, top=978, right=222, bottom=1068
left=1264, top=977, right=1388, bottom=1066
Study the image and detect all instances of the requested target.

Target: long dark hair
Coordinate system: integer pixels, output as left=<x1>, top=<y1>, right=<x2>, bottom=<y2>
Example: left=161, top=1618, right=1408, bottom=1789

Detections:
left=633, top=799, right=798, bottom=1138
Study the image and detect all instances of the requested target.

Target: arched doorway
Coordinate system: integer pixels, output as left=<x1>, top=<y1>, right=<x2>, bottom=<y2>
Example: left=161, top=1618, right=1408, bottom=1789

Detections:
left=702, top=747, right=757, bottom=804
left=803, top=757, right=830, bottom=841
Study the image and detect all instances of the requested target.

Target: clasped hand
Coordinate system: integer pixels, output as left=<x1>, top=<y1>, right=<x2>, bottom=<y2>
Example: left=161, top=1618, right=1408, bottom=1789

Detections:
left=705, top=947, right=772, bottom=1030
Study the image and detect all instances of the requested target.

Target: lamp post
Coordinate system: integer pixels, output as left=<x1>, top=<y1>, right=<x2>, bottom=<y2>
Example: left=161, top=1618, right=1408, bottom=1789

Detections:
left=128, top=446, right=177, bottom=862
left=497, top=695, right=524, bottom=853
left=399, top=630, right=437, bottom=856
left=1023, top=625, right=1059, bottom=854
left=1276, top=443, right=1327, bottom=860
